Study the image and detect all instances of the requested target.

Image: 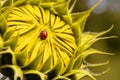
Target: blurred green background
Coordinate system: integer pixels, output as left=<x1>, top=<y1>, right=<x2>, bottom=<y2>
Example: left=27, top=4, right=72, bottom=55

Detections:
left=73, top=0, right=120, bottom=80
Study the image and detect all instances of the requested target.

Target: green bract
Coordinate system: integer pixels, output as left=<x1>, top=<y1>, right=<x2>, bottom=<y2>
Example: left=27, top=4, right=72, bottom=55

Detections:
left=0, top=0, right=115, bottom=80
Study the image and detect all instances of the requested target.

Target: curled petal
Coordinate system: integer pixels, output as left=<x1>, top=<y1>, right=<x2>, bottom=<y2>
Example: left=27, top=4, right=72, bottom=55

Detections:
left=0, top=65, right=23, bottom=80
left=24, top=70, right=47, bottom=80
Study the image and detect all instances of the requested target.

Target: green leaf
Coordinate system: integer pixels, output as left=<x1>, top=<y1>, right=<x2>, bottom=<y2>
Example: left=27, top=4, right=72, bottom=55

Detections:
left=4, top=33, right=18, bottom=50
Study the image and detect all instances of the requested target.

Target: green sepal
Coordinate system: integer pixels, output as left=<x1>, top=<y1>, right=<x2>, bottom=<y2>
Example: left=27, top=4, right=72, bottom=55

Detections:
left=73, top=48, right=113, bottom=70
left=73, top=53, right=83, bottom=69
left=49, top=59, right=63, bottom=76
left=3, top=27, right=16, bottom=41
left=15, top=50, right=28, bottom=66
left=63, top=56, right=75, bottom=74
left=53, top=76, right=70, bottom=80
left=40, top=55, right=53, bottom=73
left=0, top=14, right=7, bottom=35
left=86, top=66, right=110, bottom=76
left=1, top=0, right=14, bottom=19
left=69, top=0, right=77, bottom=13
left=26, top=0, right=41, bottom=5
left=2, top=0, right=12, bottom=7
left=46, top=59, right=65, bottom=79
left=81, top=60, right=110, bottom=76
left=39, top=2, right=55, bottom=9
left=83, top=60, right=109, bottom=68
left=0, top=65, right=24, bottom=80
left=40, top=0, right=66, bottom=3
left=39, top=0, right=51, bottom=3
left=4, top=33, right=18, bottom=50
left=64, top=70, right=81, bottom=77
left=24, top=70, right=47, bottom=80
left=53, top=1, right=69, bottom=15
left=81, top=48, right=114, bottom=61
left=61, top=14, right=72, bottom=25
left=3, top=0, right=26, bottom=7
left=0, top=35, right=4, bottom=51
left=71, top=0, right=102, bottom=43
left=80, top=48, right=114, bottom=69
left=0, top=6, right=8, bottom=14
left=14, top=0, right=27, bottom=7
left=22, top=53, right=43, bottom=70
left=52, top=0, right=68, bottom=3
left=71, top=9, right=95, bottom=43
left=71, top=11, right=88, bottom=40
left=49, top=7, right=58, bottom=15
left=69, top=69, right=96, bottom=80
left=80, top=26, right=116, bottom=51
left=0, top=46, right=17, bottom=65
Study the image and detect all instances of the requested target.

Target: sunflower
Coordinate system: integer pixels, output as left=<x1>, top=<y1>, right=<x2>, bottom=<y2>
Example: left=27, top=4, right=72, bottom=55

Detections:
left=0, top=0, right=115, bottom=80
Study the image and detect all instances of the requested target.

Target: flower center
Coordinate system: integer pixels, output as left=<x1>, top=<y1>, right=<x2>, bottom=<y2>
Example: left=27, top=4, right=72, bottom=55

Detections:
left=6, top=5, right=76, bottom=68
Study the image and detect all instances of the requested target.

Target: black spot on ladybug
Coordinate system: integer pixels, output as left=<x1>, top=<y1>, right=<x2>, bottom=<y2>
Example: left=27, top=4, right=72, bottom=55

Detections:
left=40, top=30, right=48, bottom=40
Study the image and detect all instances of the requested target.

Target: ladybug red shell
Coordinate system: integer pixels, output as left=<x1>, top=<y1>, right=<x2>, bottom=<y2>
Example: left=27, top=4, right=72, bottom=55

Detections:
left=40, top=30, right=48, bottom=40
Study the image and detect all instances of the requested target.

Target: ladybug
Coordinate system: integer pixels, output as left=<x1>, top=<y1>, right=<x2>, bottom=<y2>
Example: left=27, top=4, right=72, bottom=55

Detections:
left=40, top=30, right=48, bottom=40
